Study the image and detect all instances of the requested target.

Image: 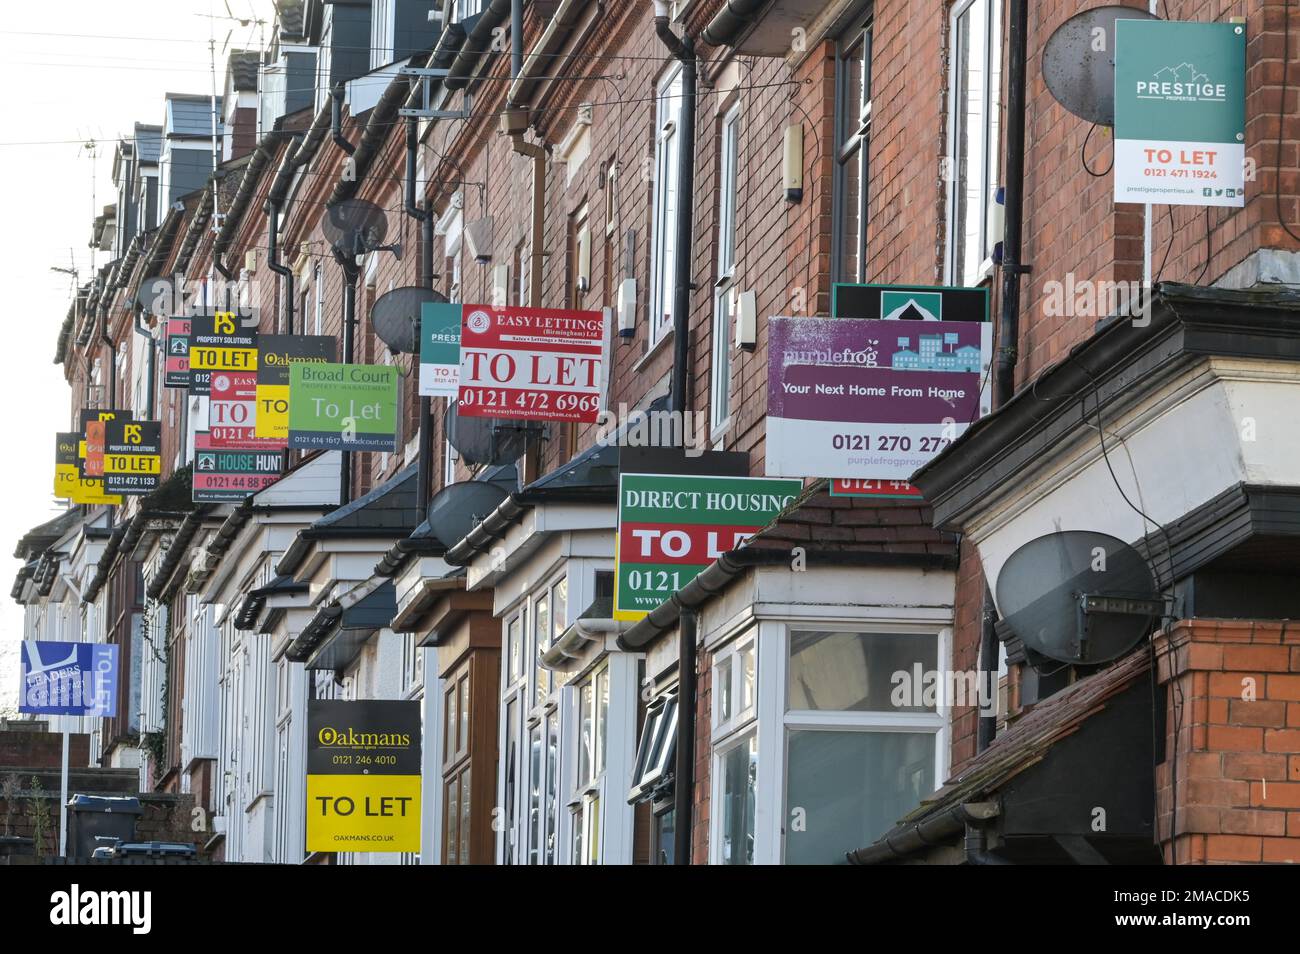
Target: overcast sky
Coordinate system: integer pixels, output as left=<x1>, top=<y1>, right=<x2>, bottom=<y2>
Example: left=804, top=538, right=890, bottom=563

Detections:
left=0, top=0, right=275, bottom=715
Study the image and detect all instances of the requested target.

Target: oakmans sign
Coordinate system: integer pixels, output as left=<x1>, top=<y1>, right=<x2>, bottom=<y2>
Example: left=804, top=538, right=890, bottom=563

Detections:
left=306, top=700, right=421, bottom=853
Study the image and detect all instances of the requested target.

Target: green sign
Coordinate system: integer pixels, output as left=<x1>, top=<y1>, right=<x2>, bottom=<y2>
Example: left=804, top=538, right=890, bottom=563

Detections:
left=286, top=362, right=399, bottom=452
left=1114, top=20, right=1246, bottom=207
left=419, top=303, right=462, bottom=398
left=614, top=473, right=803, bottom=620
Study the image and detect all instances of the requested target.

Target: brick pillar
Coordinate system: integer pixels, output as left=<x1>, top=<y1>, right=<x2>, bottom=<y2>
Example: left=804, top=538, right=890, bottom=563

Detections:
left=1153, top=620, right=1300, bottom=864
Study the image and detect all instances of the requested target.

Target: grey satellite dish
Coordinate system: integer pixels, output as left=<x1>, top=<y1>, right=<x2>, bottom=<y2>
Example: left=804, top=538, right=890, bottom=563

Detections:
left=371, top=285, right=447, bottom=355
left=996, top=530, right=1161, bottom=667
left=137, top=275, right=175, bottom=317
left=425, top=480, right=511, bottom=547
left=1042, top=5, right=1159, bottom=126
left=322, top=198, right=389, bottom=254
left=446, top=401, right=535, bottom=466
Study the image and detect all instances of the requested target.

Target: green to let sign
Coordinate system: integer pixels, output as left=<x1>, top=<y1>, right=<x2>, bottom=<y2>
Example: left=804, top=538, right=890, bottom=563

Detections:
left=614, top=473, right=803, bottom=620
left=1113, top=19, right=1246, bottom=207
left=286, top=362, right=399, bottom=453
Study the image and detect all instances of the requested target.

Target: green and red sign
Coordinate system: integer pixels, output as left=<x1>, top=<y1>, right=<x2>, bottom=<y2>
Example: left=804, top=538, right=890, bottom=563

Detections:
left=614, top=473, right=802, bottom=620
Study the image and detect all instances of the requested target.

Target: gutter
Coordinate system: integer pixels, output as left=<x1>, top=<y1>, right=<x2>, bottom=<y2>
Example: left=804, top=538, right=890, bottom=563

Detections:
left=700, top=0, right=768, bottom=48
left=618, top=548, right=957, bottom=651
left=444, top=0, right=514, bottom=90
left=845, top=800, right=1000, bottom=866
left=505, top=0, right=591, bottom=106
left=144, top=506, right=212, bottom=603
left=540, top=616, right=630, bottom=671
left=212, top=132, right=290, bottom=277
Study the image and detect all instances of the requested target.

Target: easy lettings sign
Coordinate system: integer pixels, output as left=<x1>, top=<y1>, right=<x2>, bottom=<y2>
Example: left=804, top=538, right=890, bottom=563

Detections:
left=287, top=363, right=399, bottom=452
left=306, top=699, right=421, bottom=854
left=1114, top=20, right=1246, bottom=207
left=614, top=473, right=803, bottom=620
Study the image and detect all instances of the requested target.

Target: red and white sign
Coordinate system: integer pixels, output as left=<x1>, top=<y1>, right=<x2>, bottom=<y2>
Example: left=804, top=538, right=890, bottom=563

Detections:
left=210, top=371, right=284, bottom=450
left=457, top=305, right=605, bottom=424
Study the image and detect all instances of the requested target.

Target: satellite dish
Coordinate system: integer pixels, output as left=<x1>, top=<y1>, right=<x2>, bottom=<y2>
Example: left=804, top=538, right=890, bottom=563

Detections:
left=996, top=531, right=1160, bottom=667
left=446, top=401, right=536, bottom=466
left=1042, top=6, right=1159, bottom=126
left=371, top=285, right=447, bottom=355
left=425, top=480, right=511, bottom=547
left=137, top=275, right=175, bottom=317
left=322, top=198, right=389, bottom=254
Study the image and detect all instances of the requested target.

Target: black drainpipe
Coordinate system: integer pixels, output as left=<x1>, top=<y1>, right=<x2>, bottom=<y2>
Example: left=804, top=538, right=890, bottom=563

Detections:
left=266, top=197, right=294, bottom=334
left=674, top=607, right=697, bottom=865
left=654, top=7, right=697, bottom=420
left=336, top=248, right=360, bottom=505
left=331, top=84, right=356, bottom=156
left=405, top=116, right=436, bottom=508
left=98, top=287, right=116, bottom=411
left=979, top=0, right=1029, bottom=753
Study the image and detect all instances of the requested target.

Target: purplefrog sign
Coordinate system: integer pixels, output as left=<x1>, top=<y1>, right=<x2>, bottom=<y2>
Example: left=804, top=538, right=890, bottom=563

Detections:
left=19, top=641, right=118, bottom=717
left=765, top=316, right=992, bottom=480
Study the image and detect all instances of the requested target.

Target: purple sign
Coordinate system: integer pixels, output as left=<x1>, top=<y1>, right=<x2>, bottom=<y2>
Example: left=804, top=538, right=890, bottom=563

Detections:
left=765, top=316, right=992, bottom=480
left=19, top=641, right=118, bottom=717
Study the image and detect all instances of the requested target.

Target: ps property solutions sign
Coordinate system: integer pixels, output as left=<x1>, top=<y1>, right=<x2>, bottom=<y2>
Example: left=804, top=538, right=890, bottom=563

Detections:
left=307, top=700, right=421, bottom=854
left=614, top=473, right=802, bottom=620
left=1114, top=20, right=1246, bottom=207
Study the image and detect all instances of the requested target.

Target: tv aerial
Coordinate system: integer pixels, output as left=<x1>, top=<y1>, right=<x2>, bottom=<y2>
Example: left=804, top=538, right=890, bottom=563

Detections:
left=371, top=285, right=447, bottom=356
left=995, top=530, right=1162, bottom=668
left=1042, top=5, right=1160, bottom=126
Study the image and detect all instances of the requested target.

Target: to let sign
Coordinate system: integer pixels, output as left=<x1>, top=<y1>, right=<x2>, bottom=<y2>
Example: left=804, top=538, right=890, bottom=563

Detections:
left=192, top=431, right=284, bottom=502
left=210, top=371, right=283, bottom=450
left=457, top=305, right=605, bottom=423
left=287, top=363, right=399, bottom=452
left=1114, top=20, right=1246, bottom=207
left=614, top=473, right=802, bottom=620
left=164, top=316, right=191, bottom=389
left=306, top=700, right=421, bottom=854
left=189, top=310, right=258, bottom=397
left=20, top=641, right=118, bottom=717
left=102, top=419, right=162, bottom=495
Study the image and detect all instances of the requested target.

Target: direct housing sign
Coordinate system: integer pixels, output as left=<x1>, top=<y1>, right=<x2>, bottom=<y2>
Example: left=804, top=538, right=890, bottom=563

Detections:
left=306, top=699, right=421, bottom=854
left=614, top=473, right=802, bottom=620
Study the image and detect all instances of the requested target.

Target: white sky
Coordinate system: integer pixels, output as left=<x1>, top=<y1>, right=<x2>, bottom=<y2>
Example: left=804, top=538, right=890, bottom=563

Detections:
left=0, top=0, right=276, bottom=715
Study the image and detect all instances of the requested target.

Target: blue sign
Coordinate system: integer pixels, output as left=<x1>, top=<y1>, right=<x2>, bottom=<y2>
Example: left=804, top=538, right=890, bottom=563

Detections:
left=19, top=641, right=118, bottom=717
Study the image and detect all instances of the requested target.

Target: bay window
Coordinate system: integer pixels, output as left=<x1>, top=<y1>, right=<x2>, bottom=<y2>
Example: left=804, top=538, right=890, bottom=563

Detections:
left=712, top=103, right=740, bottom=436
left=711, top=622, right=947, bottom=864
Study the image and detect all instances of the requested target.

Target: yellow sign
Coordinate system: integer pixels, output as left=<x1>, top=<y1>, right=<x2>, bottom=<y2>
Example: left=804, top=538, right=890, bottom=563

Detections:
left=306, top=774, right=421, bottom=853
left=306, top=700, right=422, bottom=855
left=254, top=383, right=289, bottom=439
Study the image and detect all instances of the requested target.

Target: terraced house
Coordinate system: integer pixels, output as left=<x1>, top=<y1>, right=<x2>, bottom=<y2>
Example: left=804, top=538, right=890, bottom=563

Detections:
left=12, top=0, right=1300, bottom=866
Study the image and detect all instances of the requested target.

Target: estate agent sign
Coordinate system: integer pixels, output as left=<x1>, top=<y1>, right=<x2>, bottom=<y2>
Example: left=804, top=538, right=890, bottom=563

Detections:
left=1114, top=19, right=1246, bottom=207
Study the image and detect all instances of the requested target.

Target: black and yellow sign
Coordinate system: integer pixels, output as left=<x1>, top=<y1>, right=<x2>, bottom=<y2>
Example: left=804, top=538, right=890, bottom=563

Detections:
left=54, top=431, right=121, bottom=505
left=255, top=335, right=336, bottom=440
left=102, top=420, right=162, bottom=496
left=306, top=699, right=421, bottom=854
left=189, top=310, right=258, bottom=397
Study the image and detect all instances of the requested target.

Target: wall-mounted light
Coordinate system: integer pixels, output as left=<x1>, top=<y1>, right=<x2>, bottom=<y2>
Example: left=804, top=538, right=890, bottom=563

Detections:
left=783, top=125, right=804, bottom=203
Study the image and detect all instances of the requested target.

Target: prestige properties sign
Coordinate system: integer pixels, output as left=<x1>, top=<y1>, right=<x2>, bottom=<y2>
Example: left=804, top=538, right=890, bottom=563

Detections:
left=1114, top=20, right=1246, bottom=207
left=306, top=699, right=421, bottom=854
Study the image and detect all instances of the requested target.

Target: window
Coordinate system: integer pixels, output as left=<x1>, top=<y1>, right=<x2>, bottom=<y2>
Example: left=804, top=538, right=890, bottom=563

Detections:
left=512, top=240, right=528, bottom=307
left=649, top=64, right=683, bottom=343
left=832, top=14, right=873, bottom=285
left=628, top=692, right=677, bottom=804
left=313, top=265, right=324, bottom=336
left=499, top=572, right=568, bottom=864
left=712, top=104, right=740, bottom=436
left=947, top=0, right=1003, bottom=285
left=443, top=434, right=458, bottom=486
left=710, top=633, right=757, bottom=865
left=782, top=629, right=944, bottom=864
left=570, top=662, right=608, bottom=865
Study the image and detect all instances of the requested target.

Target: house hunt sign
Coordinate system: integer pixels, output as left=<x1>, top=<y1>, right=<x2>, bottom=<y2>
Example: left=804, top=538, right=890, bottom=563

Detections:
left=613, top=473, right=802, bottom=620
left=765, top=315, right=992, bottom=481
left=1114, top=20, right=1246, bottom=207
left=306, top=699, right=421, bottom=853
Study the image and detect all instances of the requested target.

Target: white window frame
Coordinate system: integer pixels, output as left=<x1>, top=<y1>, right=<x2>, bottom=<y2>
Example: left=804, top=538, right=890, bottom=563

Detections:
left=945, top=0, right=1003, bottom=286
left=710, top=620, right=950, bottom=865
left=313, top=264, right=324, bottom=336
left=711, top=103, right=741, bottom=438
left=649, top=64, right=683, bottom=345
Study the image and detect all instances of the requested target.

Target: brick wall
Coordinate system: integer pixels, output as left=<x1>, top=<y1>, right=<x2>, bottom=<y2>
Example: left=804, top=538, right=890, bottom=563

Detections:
left=1154, top=619, right=1300, bottom=864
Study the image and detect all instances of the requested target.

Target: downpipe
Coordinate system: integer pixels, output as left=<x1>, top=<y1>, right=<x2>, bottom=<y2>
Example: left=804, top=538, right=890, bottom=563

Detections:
left=404, top=116, right=436, bottom=508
